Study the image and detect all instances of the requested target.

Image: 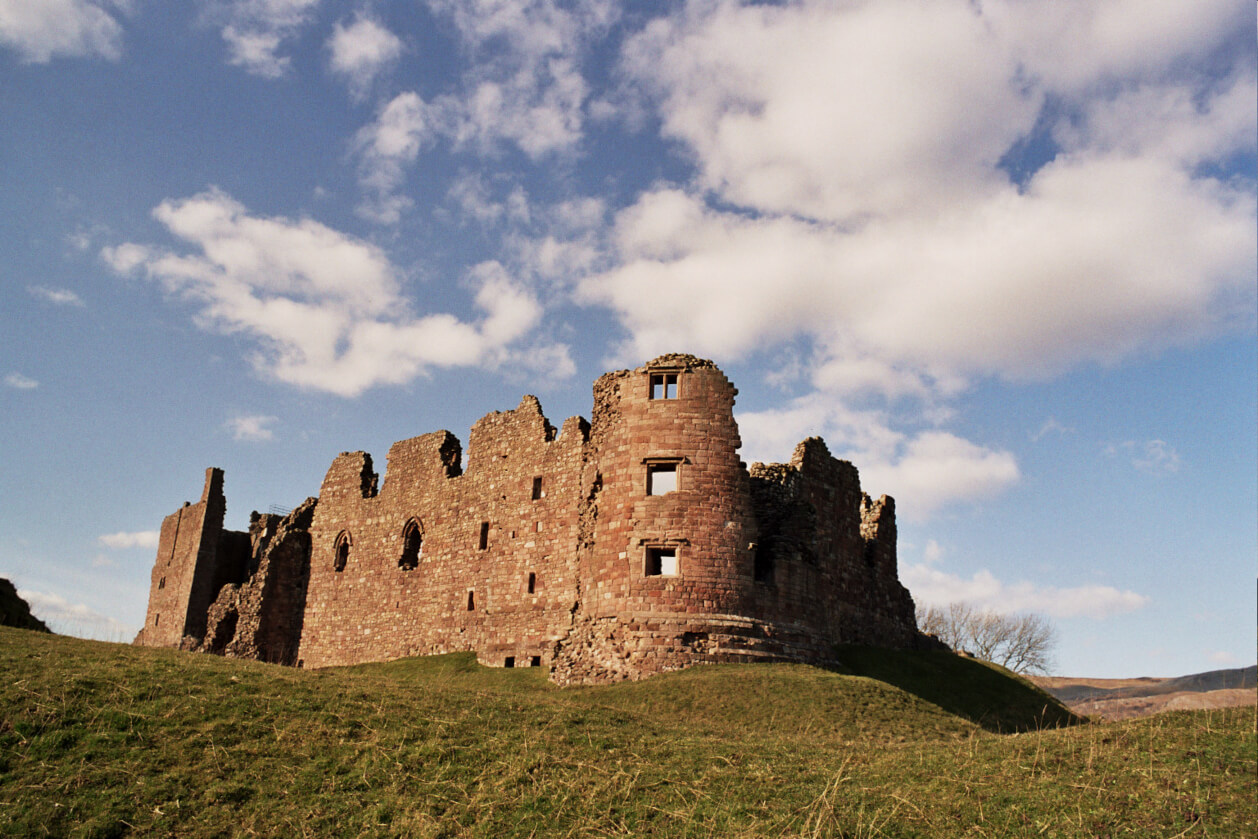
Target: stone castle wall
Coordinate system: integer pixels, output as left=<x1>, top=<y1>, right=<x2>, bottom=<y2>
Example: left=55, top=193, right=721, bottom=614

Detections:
left=137, top=355, right=924, bottom=683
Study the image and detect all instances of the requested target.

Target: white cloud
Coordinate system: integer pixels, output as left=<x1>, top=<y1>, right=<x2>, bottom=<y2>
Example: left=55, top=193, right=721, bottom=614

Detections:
left=738, top=395, right=1018, bottom=518
left=4, top=372, right=38, bottom=389
left=102, top=189, right=571, bottom=396
left=28, top=285, right=84, bottom=306
left=1106, top=439, right=1182, bottom=475
left=98, top=530, right=159, bottom=549
left=587, top=0, right=1253, bottom=379
left=212, top=0, right=320, bottom=78
left=227, top=413, right=277, bottom=441
left=350, top=1, right=617, bottom=223
left=327, top=14, right=402, bottom=99
left=0, top=0, right=126, bottom=63
left=622, top=0, right=1036, bottom=224
left=17, top=588, right=135, bottom=639
left=353, top=92, right=433, bottom=223
left=902, top=564, right=1149, bottom=619
left=1207, top=650, right=1239, bottom=666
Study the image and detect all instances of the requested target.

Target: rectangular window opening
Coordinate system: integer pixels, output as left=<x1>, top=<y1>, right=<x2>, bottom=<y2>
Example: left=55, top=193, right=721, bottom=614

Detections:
left=535, top=520, right=543, bottom=532
left=504, top=656, right=515, bottom=668
left=467, top=590, right=475, bottom=611
left=645, top=547, right=678, bottom=577
left=530, top=656, right=541, bottom=667
left=531, top=476, right=544, bottom=500
left=527, top=572, right=536, bottom=594
left=650, top=372, right=678, bottom=400
left=646, top=463, right=678, bottom=495
left=478, top=521, right=489, bottom=550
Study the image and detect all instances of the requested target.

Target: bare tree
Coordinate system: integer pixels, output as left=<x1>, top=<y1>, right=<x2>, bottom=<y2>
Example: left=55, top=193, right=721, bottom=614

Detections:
left=916, top=602, right=1057, bottom=674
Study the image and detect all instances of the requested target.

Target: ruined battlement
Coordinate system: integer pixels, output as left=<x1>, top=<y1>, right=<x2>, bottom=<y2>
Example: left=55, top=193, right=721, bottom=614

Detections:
left=137, top=356, right=923, bottom=683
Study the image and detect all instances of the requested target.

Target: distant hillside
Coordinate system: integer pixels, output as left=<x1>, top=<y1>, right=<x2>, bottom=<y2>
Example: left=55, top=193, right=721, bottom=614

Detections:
left=0, top=578, right=50, bottom=633
left=2, top=627, right=1254, bottom=837
left=1032, top=666, right=1257, bottom=721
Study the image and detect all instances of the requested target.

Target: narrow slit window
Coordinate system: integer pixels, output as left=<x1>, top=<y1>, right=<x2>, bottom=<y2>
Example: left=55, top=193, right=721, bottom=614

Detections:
left=478, top=521, right=490, bottom=550
left=646, top=463, right=677, bottom=495
left=399, top=520, right=422, bottom=570
left=650, top=372, right=678, bottom=400
left=334, top=532, right=351, bottom=572
left=531, top=476, right=544, bottom=500
left=645, top=546, right=678, bottom=577
left=527, top=572, right=536, bottom=594
left=154, top=613, right=160, bottom=626
left=467, top=590, right=475, bottom=611
left=158, top=577, right=166, bottom=590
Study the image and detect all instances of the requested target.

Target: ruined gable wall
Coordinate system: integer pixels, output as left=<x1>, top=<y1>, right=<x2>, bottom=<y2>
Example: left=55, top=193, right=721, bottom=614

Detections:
left=136, top=468, right=230, bottom=646
left=296, top=397, right=587, bottom=669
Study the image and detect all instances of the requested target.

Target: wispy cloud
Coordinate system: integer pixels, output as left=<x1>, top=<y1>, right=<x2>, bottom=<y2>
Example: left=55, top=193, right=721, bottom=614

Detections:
left=17, top=588, right=135, bottom=640
left=28, top=285, right=85, bottom=307
left=227, top=413, right=277, bottom=441
left=103, top=189, right=573, bottom=396
left=903, top=563, right=1149, bottom=619
left=350, top=0, right=618, bottom=224
left=1031, top=417, right=1074, bottom=442
left=0, top=0, right=127, bottom=63
left=99, top=530, right=159, bottom=549
left=1105, top=439, right=1182, bottom=475
left=4, top=372, right=38, bottom=390
left=210, top=0, right=320, bottom=79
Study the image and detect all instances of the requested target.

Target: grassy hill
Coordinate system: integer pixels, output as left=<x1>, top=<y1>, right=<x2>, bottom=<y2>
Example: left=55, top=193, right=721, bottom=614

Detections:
left=2, top=627, right=1254, bottom=838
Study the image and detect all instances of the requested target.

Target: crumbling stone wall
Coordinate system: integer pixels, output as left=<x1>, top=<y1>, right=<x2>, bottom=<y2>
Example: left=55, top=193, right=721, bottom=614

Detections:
left=138, top=355, right=923, bottom=683
left=135, top=468, right=248, bottom=647
left=296, top=397, right=588, bottom=669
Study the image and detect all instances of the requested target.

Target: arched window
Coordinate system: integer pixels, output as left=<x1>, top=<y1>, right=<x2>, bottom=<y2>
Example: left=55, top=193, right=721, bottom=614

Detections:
left=333, top=531, right=351, bottom=572
left=399, top=519, right=423, bottom=570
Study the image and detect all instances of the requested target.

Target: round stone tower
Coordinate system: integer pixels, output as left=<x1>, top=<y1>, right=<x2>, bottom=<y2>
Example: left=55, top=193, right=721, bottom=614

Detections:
left=555, top=354, right=761, bottom=683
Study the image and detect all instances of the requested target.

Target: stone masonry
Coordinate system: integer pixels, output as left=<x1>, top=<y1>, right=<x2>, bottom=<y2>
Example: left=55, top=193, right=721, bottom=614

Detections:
left=136, top=355, right=925, bottom=684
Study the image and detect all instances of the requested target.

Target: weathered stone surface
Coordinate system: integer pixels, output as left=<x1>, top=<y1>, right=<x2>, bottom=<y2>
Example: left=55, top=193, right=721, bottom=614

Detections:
left=137, top=355, right=925, bottom=683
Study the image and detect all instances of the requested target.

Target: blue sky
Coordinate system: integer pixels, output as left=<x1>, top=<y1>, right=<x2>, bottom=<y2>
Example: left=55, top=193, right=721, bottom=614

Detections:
left=1, top=0, right=1253, bottom=678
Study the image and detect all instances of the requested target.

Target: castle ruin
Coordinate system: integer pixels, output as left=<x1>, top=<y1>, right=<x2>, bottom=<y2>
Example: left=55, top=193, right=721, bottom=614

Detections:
left=135, top=355, right=924, bottom=684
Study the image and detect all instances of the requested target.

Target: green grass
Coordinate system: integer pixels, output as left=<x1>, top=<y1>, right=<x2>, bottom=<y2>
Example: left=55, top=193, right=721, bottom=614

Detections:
left=1, top=626, right=1254, bottom=837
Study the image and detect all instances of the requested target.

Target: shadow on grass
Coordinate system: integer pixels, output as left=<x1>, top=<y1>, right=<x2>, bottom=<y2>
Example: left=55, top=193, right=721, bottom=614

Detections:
left=836, top=645, right=1086, bottom=733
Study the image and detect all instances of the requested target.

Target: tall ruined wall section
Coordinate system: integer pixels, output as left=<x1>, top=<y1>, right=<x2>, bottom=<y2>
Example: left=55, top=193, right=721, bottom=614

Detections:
left=295, top=396, right=588, bottom=669
left=135, top=468, right=248, bottom=647
left=748, top=439, right=916, bottom=649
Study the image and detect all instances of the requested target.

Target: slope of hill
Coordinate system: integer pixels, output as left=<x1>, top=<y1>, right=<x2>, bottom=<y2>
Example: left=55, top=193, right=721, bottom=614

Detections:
left=1, top=627, right=1253, bottom=838
left=1032, top=666, right=1257, bottom=721
left=0, top=578, right=49, bottom=633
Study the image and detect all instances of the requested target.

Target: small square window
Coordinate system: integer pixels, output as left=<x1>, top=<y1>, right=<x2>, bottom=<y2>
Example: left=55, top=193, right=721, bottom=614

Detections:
left=504, top=656, right=515, bottom=668
left=650, top=372, right=678, bottom=399
left=645, top=546, right=678, bottom=576
left=530, top=655, right=541, bottom=667
left=646, top=463, right=677, bottom=495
